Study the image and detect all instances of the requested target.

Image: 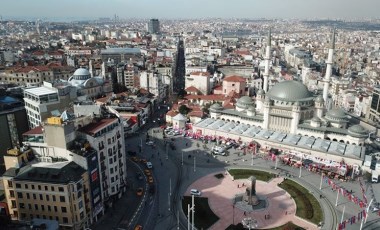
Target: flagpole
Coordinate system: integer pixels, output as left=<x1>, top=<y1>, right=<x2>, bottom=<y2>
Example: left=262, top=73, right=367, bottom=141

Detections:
left=335, top=190, right=339, bottom=206
left=340, top=205, right=345, bottom=223
left=319, top=173, right=323, bottom=190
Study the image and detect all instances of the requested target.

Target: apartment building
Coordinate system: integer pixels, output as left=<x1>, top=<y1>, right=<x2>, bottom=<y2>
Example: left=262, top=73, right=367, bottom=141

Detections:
left=139, top=71, right=167, bottom=102
left=78, top=115, right=127, bottom=201
left=185, top=72, right=211, bottom=95
left=2, top=148, right=91, bottom=229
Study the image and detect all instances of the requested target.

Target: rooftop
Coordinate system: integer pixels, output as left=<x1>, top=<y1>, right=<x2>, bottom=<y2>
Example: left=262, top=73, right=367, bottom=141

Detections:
left=24, top=86, right=57, bottom=96
left=6, top=161, right=85, bottom=184
left=223, top=75, right=246, bottom=83
left=79, top=118, right=118, bottom=136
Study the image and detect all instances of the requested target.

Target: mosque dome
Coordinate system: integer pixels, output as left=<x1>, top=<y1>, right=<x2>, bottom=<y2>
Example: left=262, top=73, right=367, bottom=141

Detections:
left=315, top=95, right=324, bottom=103
left=210, top=103, right=223, bottom=112
left=325, top=108, right=348, bottom=123
left=267, top=80, right=313, bottom=102
left=348, top=125, right=367, bottom=138
left=72, top=68, right=91, bottom=80
left=236, top=96, right=254, bottom=111
left=257, top=89, right=265, bottom=95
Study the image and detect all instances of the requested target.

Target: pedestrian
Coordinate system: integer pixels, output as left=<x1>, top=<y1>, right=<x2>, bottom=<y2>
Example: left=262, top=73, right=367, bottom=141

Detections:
left=244, top=211, right=246, bottom=216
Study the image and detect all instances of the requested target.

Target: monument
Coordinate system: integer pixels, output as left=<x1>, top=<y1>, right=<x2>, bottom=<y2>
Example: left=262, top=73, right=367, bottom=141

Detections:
left=234, top=176, right=266, bottom=212
left=243, top=176, right=260, bottom=205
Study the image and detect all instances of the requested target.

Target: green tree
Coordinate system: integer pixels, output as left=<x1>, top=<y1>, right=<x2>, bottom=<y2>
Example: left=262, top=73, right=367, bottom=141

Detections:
left=179, top=105, right=191, bottom=115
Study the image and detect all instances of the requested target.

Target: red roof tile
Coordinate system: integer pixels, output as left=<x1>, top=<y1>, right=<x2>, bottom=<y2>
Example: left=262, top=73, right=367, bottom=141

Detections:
left=223, top=75, right=246, bottom=82
left=79, top=118, right=117, bottom=136
left=23, top=126, right=43, bottom=136
left=185, top=86, right=201, bottom=93
left=166, top=110, right=179, bottom=117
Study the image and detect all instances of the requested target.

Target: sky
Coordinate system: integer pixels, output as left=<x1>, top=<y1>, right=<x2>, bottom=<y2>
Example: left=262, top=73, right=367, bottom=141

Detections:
left=1, top=0, right=379, bottom=21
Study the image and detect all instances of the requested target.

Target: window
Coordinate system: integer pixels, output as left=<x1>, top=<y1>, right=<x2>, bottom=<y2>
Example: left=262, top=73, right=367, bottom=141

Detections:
left=33, top=194, right=36, bottom=199
left=38, top=185, right=41, bottom=190
left=41, top=205, right=44, bottom=211
left=28, top=204, right=32, bottom=210
left=11, top=200, right=16, bottom=208
left=109, top=158, right=113, bottom=164
left=19, top=203, right=25, bottom=209
left=58, top=187, right=64, bottom=192
left=51, top=186, right=55, bottom=191
left=17, top=192, right=23, bottom=198
left=7, top=181, right=13, bottom=188
left=45, top=186, right=48, bottom=191
left=34, top=204, right=38, bottom=210
left=27, top=193, right=30, bottom=199
left=46, top=195, right=49, bottom=201
left=15, top=183, right=21, bottom=188
left=31, top=185, right=35, bottom=189
left=9, top=190, right=15, bottom=198
left=25, top=184, right=28, bottom=189
left=60, top=196, right=65, bottom=202
left=54, top=206, right=57, bottom=212
left=63, top=217, right=68, bottom=224
left=39, top=194, right=43, bottom=200
left=48, top=205, right=51, bottom=211
left=52, top=195, right=56, bottom=202
left=61, top=207, right=67, bottom=213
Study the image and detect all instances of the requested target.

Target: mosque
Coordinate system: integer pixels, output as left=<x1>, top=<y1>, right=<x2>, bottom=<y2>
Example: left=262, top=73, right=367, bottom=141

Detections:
left=193, top=30, right=367, bottom=166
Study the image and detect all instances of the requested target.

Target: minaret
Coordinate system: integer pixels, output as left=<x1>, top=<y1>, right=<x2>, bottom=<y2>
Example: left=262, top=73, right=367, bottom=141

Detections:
left=263, top=29, right=271, bottom=93
left=89, top=60, right=93, bottom=78
left=101, top=62, right=106, bottom=78
left=323, top=29, right=336, bottom=103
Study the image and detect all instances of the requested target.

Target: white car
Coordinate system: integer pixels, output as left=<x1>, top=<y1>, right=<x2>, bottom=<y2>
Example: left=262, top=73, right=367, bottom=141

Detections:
left=146, top=162, right=153, bottom=169
left=190, top=189, right=201, bottom=196
left=146, top=141, right=154, bottom=146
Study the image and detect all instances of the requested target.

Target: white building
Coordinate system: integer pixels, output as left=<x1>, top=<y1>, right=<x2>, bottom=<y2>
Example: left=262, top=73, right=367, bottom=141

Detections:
left=185, top=72, right=211, bottom=95
left=139, top=71, right=167, bottom=102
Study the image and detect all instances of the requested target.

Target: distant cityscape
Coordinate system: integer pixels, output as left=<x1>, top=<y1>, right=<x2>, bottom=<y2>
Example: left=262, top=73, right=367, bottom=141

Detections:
left=1, top=15, right=380, bottom=230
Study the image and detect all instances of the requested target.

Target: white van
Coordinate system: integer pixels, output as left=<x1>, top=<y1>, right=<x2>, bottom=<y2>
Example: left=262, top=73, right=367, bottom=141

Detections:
left=372, top=171, right=379, bottom=183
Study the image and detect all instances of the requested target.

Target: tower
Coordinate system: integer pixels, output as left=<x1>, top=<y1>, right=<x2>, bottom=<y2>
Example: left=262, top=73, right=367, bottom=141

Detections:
left=323, top=29, right=336, bottom=104
left=89, top=60, right=93, bottom=78
left=263, top=29, right=271, bottom=93
left=314, top=95, right=324, bottom=118
left=290, top=102, right=301, bottom=134
left=263, top=97, right=271, bottom=130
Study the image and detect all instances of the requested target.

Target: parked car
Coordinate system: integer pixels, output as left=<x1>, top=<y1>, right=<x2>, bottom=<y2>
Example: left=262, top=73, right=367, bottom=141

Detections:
left=146, top=162, right=153, bottom=169
left=190, top=189, right=202, bottom=196
left=136, top=188, right=143, bottom=196
left=134, top=225, right=142, bottom=230
left=144, top=169, right=151, bottom=176
left=146, top=141, right=154, bottom=146
left=148, top=176, right=154, bottom=184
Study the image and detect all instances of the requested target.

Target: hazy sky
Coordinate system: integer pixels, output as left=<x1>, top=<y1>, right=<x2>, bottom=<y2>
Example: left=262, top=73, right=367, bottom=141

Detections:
left=1, top=0, right=379, bottom=20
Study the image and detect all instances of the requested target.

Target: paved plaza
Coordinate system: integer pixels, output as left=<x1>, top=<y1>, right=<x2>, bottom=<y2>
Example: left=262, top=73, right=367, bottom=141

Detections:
left=185, top=172, right=318, bottom=229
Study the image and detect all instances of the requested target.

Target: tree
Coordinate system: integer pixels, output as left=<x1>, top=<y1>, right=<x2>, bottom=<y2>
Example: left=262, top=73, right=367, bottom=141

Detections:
left=179, top=105, right=191, bottom=115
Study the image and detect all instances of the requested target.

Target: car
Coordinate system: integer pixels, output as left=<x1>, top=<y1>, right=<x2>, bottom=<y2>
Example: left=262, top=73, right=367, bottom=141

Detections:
left=146, top=162, right=153, bottom=169
left=146, top=141, right=154, bottom=146
left=136, top=172, right=143, bottom=180
left=136, top=187, right=143, bottom=196
left=144, top=169, right=151, bottom=176
left=190, top=189, right=202, bottom=196
left=140, top=158, right=147, bottom=164
left=148, top=176, right=154, bottom=184
left=131, top=157, right=139, bottom=162
left=134, top=225, right=142, bottom=230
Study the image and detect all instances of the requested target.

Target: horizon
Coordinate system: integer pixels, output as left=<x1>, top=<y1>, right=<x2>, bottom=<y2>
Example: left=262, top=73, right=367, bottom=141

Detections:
left=1, top=0, right=380, bottom=22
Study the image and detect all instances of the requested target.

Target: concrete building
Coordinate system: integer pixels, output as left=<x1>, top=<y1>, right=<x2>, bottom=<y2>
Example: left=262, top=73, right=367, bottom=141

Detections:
left=139, top=71, right=167, bottom=102
left=147, top=19, right=160, bottom=34
left=368, top=87, right=380, bottom=123
left=185, top=72, right=211, bottom=95
left=222, top=75, right=246, bottom=96
left=2, top=147, right=92, bottom=229
left=0, top=92, right=29, bottom=163
left=100, top=48, right=141, bottom=64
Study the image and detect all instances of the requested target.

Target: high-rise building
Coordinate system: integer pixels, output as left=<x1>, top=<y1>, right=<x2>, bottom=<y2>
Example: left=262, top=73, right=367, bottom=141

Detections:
left=368, top=86, right=380, bottom=123
left=147, top=19, right=160, bottom=34
left=0, top=91, right=29, bottom=164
